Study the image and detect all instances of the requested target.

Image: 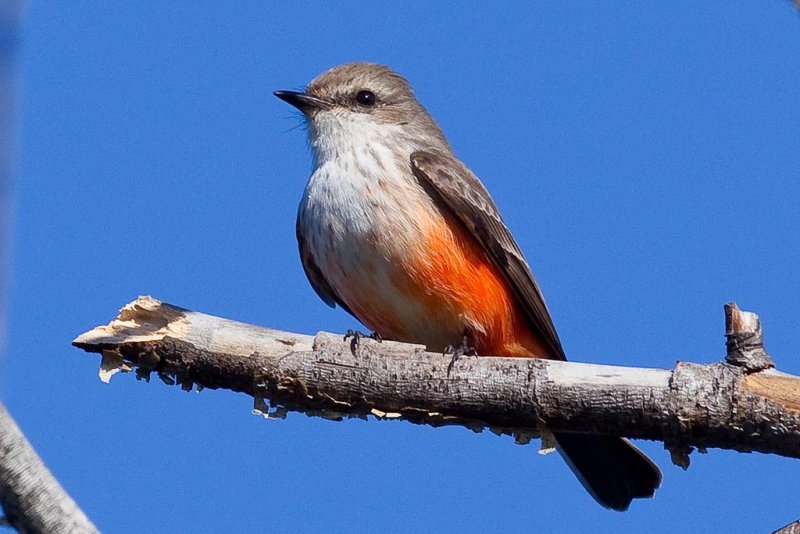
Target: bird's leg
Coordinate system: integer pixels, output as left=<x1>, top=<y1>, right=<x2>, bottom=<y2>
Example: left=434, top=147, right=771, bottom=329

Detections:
left=445, top=330, right=478, bottom=375
left=344, top=329, right=382, bottom=355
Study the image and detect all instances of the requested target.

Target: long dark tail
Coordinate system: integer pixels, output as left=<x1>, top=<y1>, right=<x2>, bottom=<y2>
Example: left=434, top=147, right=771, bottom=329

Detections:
left=555, top=432, right=662, bottom=511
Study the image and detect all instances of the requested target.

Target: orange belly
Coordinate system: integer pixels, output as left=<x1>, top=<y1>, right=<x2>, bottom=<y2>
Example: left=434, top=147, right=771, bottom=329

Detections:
left=342, top=208, right=552, bottom=359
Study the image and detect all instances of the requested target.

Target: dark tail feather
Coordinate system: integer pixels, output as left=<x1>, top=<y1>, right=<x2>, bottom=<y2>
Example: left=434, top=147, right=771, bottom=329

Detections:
left=555, top=432, right=662, bottom=511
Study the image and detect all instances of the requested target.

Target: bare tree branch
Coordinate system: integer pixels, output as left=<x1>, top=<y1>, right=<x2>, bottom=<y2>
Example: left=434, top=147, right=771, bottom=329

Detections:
left=0, top=403, right=100, bottom=534
left=73, top=297, right=800, bottom=468
left=775, top=519, right=800, bottom=534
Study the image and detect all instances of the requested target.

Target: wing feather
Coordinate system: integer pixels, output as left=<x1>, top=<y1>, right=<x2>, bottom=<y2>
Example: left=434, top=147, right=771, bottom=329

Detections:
left=410, top=150, right=566, bottom=360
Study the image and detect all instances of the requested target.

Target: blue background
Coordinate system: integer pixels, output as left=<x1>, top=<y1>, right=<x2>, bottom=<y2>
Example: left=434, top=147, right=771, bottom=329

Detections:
left=5, top=2, right=800, bottom=532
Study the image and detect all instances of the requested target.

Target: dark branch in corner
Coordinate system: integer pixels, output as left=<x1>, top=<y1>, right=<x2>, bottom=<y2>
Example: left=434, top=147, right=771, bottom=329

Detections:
left=0, top=403, right=99, bottom=534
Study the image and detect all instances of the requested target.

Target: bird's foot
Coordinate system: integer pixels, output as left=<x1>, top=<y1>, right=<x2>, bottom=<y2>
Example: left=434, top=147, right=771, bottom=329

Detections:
left=344, top=329, right=382, bottom=354
left=445, top=335, right=478, bottom=375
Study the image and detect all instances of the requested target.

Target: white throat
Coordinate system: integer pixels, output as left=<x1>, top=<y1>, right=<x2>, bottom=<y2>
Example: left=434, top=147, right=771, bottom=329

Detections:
left=308, top=110, right=409, bottom=169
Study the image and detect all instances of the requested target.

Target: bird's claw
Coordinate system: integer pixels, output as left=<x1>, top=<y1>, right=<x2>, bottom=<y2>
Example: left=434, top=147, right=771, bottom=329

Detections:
left=344, top=329, right=382, bottom=354
left=445, top=335, right=478, bottom=375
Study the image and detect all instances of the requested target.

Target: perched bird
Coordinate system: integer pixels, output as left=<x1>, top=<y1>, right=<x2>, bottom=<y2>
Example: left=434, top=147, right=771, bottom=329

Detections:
left=275, top=62, right=661, bottom=511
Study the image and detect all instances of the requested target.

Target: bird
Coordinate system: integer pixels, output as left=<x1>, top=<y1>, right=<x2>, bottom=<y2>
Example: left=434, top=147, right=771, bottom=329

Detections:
left=275, top=62, right=661, bottom=511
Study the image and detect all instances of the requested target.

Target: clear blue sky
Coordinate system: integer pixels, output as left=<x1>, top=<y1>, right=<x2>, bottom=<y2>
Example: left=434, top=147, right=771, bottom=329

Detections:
left=5, top=3, right=800, bottom=533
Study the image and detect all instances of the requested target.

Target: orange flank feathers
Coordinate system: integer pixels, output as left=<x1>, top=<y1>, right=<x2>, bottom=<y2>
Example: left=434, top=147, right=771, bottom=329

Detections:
left=343, top=205, right=552, bottom=359
left=411, top=213, right=551, bottom=358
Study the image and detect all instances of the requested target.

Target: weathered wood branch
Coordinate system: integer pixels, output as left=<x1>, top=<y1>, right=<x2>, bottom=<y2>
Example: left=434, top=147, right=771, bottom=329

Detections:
left=775, top=519, right=800, bottom=534
left=73, top=297, right=800, bottom=466
left=0, top=402, right=99, bottom=534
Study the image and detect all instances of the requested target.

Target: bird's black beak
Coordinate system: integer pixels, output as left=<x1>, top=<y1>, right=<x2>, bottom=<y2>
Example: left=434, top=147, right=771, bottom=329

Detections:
left=274, top=90, right=330, bottom=114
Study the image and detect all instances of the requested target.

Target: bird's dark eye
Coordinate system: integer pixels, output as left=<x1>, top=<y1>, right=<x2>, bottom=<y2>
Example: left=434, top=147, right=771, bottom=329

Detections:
left=356, top=90, right=377, bottom=106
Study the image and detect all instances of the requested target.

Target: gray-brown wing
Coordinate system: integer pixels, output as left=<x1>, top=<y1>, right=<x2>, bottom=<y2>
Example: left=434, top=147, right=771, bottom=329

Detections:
left=410, top=150, right=566, bottom=360
left=296, top=218, right=355, bottom=317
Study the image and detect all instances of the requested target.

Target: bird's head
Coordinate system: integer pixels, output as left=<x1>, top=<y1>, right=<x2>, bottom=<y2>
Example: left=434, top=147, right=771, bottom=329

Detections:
left=275, top=62, right=449, bottom=162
